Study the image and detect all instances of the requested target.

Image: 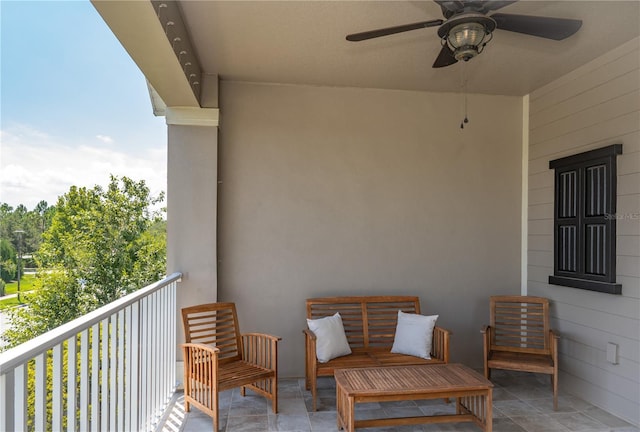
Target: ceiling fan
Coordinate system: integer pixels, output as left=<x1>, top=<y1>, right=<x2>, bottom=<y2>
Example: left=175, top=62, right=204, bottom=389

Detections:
left=346, top=0, right=582, bottom=68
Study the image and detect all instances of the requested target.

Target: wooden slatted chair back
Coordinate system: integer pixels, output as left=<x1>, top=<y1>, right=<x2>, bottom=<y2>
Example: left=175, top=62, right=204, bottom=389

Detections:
left=307, top=298, right=365, bottom=348
left=306, top=296, right=420, bottom=349
left=489, top=295, right=550, bottom=355
left=366, top=299, right=419, bottom=348
left=182, top=302, right=242, bottom=362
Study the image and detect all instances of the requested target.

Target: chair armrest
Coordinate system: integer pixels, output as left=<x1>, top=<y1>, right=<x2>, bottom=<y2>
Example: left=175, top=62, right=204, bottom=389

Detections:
left=241, top=333, right=281, bottom=370
left=481, top=325, right=492, bottom=357
left=242, top=332, right=282, bottom=343
left=303, top=328, right=317, bottom=341
left=181, top=343, right=219, bottom=387
left=303, top=328, right=318, bottom=361
left=550, top=329, right=559, bottom=364
left=182, top=342, right=220, bottom=357
left=432, top=326, right=451, bottom=363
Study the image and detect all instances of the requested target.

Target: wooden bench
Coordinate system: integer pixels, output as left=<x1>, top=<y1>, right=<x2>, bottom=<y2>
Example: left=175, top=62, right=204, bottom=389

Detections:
left=304, top=296, right=451, bottom=411
left=482, top=295, right=559, bottom=409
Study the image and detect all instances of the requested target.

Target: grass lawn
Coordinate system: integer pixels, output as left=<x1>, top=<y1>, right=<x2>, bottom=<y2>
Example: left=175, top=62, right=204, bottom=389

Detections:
left=0, top=296, right=21, bottom=309
left=3, top=274, right=37, bottom=294
left=1, top=274, right=36, bottom=309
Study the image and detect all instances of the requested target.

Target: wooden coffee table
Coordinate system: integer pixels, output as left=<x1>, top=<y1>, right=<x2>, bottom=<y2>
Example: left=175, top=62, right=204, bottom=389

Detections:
left=335, top=363, right=493, bottom=432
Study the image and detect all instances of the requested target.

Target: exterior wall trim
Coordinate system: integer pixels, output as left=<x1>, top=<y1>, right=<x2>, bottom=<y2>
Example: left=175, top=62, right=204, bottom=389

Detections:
left=165, top=107, right=220, bottom=127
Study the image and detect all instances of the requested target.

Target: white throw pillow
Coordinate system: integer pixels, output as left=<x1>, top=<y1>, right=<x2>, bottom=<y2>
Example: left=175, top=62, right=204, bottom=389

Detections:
left=391, top=310, right=438, bottom=359
left=306, top=312, right=352, bottom=363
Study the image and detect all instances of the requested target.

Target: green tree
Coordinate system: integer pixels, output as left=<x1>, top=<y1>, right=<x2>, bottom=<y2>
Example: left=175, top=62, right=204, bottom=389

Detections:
left=0, top=201, right=55, bottom=258
left=0, top=238, right=17, bottom=283
left=2, top=175, right=166, bottom=349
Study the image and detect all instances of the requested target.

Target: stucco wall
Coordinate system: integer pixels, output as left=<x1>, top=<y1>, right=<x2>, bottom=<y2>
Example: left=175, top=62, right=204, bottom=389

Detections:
left=167, top=124, right=219, bottom=349
left=527, top=37, right=640, bottom=426
left=217, top=81, right=523, bottom=377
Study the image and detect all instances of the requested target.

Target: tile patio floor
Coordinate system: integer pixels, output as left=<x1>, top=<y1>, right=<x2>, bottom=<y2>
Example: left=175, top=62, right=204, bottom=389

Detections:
left=161, top=370, right=638, bottom=432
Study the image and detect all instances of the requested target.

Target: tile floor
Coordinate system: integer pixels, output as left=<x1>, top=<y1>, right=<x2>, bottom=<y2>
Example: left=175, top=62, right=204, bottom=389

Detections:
left=161, top=370, right=638, bottom=432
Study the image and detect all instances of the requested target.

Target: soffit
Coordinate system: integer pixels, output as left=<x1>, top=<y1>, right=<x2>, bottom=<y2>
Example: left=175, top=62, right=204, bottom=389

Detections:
left=92, top=0, right=200, bottom=107
left=178, top=0, right=640, bottom=96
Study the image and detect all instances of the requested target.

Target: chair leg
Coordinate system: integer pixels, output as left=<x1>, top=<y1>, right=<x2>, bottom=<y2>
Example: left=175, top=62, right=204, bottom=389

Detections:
left=241, top=386, right=246, bottom=397
left=271, top=377, right=278, bottom=414
left=311, top=377, right=317, bottom=411
left=213, top=390, right=220, bottom=432
left=552, top=373, right=558, bottom=410
left=484, top=364, right=491, bottom=380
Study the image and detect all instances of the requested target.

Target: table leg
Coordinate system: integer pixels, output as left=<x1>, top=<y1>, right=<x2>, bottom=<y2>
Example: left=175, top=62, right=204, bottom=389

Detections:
left=336, top=385, right=345, bottom=430
left=486, top=389, right=493, bottom=432
left=347, top=397, right=355, bottom=432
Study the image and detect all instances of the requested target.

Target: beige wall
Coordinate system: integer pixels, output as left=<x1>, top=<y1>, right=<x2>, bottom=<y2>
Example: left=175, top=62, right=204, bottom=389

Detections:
left=217, top=81, right=523, bottom=377
left=527, top=38, right=640, bottom=425
left=167, top=123, right=219, bottom=350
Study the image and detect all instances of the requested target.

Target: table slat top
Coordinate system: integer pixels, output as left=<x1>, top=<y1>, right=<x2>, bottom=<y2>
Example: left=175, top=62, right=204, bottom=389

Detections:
left=334, top=364, right=492, bottom=396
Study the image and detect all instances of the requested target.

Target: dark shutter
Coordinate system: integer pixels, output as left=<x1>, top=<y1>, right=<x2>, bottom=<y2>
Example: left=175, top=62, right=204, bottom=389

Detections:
left=549, top=144, right=622, bottom=294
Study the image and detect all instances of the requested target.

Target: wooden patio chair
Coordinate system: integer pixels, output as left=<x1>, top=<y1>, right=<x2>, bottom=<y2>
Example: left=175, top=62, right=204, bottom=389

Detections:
left=481, top=295, right=560, bottom=410
left=181, top=302, right=281, bottom=432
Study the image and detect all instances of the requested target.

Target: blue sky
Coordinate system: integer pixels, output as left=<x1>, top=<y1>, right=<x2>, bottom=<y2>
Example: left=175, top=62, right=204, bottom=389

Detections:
left=0, top=0, right=166, bottom=209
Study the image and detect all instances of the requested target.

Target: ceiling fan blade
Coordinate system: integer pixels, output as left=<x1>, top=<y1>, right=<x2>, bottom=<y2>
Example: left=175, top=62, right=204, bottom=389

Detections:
left=480, top=1, right=519, bottom=12
left=432, top=44, right=458, bottom=68
left=433, top=0, right=464, bottom=18
left=491, top=13, right=582, bottom=40
left=433, top=0, right=464, bottom=12
left=346, top=19, right=443, bottom=41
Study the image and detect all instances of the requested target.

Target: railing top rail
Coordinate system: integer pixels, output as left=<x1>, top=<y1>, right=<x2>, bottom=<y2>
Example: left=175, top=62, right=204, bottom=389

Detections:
left=0, top=272, right=182, bottom=374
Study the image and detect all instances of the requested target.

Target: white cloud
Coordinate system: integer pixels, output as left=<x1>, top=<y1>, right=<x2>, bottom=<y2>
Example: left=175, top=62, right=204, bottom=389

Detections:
left=0, top=125, right=166, bottom=210
left=95, top=134, right=115, bottom=144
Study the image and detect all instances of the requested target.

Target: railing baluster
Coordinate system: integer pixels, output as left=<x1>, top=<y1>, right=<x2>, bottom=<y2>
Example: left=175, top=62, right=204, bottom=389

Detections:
left=150, top=291, right=157, bottom=422
left=139, top=296, right=148, bottom=431
left=67, top=336, right=77, bottom=432
left=80, top=328, right=90, bottom=431
left=91, top=323, right=100, bottom=432
left=52, top=343, right=63, bottom=432
left=101, top=317, right=109, bottom=432
left=125, top=305, right=133, bottom=432
left=160, top=288, right=166, bottom=407
left=170, top=281, right=176, bottom=393
left=130, top=301, right=140, bottom=430
left=118, top=309, right=125, bottom=432
left=153, top=290, right=160, bottom=422
left=35, top=353, right=47, bottom=431
left=110, top=315, right=117, bottom=430
left=0, top=370, right=12, bottom=431
left=15, top=364, right=26, bottom=431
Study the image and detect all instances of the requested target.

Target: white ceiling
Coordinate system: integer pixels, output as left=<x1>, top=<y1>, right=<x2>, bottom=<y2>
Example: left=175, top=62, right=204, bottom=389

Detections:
left=178, top=0, right=640, bottom=96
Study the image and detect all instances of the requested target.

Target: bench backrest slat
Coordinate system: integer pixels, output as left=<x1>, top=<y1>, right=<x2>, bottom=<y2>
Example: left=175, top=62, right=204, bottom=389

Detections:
left=306, top=296, right=420, bottom=349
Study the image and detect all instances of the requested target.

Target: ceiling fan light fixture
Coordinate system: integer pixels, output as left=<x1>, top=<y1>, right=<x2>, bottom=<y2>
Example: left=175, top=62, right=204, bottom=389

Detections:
left=438, top=13, right=496, bottom=62
left=447, top=22, right=487, bottom=49
left=447, top=21, right=493, bottom=61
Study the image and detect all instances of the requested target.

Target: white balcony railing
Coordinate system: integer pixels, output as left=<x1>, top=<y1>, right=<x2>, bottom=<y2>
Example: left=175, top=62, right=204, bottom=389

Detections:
left=0, top=272, right=181, bottom=432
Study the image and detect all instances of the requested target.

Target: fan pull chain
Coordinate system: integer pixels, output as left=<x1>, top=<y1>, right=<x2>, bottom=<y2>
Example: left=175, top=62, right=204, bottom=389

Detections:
left=461, top=94, right=469, bottom=129
left=460, top=62, right=469, bottom=129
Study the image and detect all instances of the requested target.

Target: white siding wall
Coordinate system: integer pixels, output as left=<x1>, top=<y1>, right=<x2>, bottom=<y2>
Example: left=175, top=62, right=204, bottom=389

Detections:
left=527, top=37, right=640, bottom=426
